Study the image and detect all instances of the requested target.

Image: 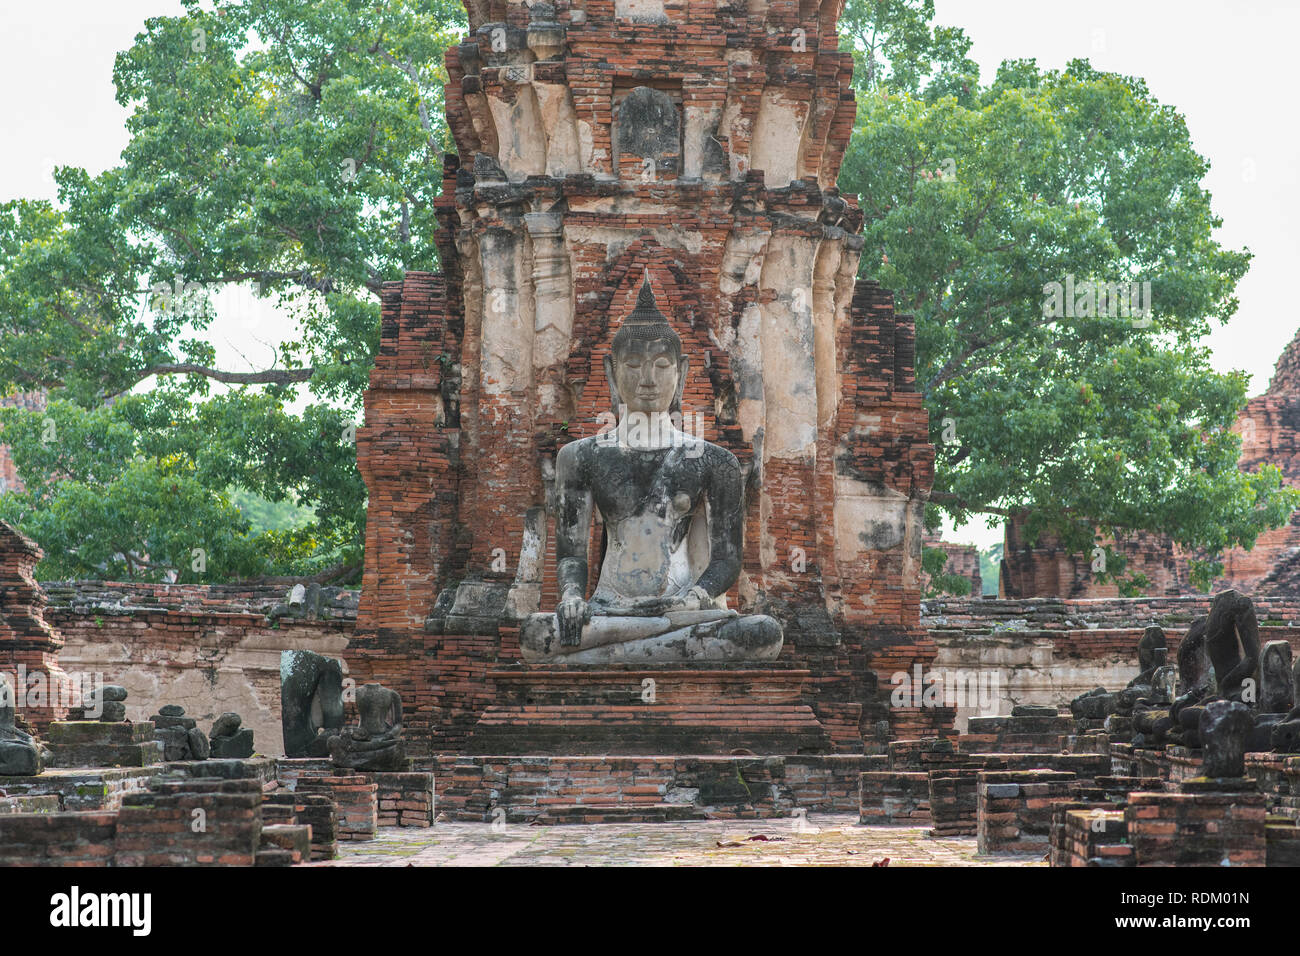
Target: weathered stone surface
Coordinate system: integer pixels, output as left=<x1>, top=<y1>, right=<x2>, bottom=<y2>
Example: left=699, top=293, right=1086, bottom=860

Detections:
left=0, top=674, right=46, bottom=776
left=1199, top=700, right=1254, bottom=779
left=329, top=683, right=406, bottom=771
left=210, top=728, right=255, bottom=759
left=1261, top=640, right=1294, bottom=713
left=280, top=650, right=344, bottom=758
left=210, top=712, right=241, bottom=739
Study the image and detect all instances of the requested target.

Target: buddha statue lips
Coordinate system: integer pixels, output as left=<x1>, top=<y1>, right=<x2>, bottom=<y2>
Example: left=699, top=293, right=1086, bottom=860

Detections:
left=521, top=278, right=783, bottom=664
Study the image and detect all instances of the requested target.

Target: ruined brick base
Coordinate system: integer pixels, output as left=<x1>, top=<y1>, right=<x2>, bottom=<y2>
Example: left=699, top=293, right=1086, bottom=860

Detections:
left=467, top=666, right=831, bottom=755
left=1125, top=784, right=1267, bottom=867
left=432, top=754, right=873, bottom=824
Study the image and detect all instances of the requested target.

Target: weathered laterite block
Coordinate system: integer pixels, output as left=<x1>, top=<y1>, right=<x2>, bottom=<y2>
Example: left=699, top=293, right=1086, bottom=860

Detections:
left=1125, top=787, right=1267, bottom=867
left=976, top=770, right=1077, bottom=855
left=366, top=771, right=435, bottom=828
left=859, top=772, right=930, bottom=825
left=1052, top=807, right=1132, bottom=867
left=113, top=777, right=263, bottom=867
left=296, top=774, right=377, bottom=841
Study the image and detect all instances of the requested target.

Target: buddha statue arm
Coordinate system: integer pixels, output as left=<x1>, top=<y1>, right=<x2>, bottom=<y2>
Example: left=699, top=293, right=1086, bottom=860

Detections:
left=692, top=451, right=744, bottom=602
left=555, top=441, right=594, bottom=645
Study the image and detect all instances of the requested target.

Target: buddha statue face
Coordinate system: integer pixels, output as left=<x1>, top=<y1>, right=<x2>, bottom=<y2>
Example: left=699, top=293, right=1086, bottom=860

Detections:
left=609, top=337, right=686, bottom=415
left=604, top=277, right=688, bottom=418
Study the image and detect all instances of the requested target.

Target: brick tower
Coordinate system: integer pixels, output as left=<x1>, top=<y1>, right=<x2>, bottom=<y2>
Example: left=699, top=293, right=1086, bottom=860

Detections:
left=350, top=0, right=939, bottom=755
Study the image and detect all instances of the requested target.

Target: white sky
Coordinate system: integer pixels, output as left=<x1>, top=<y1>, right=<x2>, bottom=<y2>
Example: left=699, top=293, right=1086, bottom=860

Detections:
left=3, top=0, right=1297, bottom=551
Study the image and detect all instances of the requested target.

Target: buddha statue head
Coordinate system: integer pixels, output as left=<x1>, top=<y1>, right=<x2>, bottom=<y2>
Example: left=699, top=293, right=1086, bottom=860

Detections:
left=605, top=277, right=688, bottom=417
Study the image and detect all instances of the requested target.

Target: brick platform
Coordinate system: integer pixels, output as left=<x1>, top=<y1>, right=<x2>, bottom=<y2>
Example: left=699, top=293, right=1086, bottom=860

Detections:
left=296, top=774, right=378, bottom=841
left=370, top=771, right=435, bottom=827
left=1125, top=785, right=1267, bottom=867
left=45, top=720, right=164, bottom=768
left=468, top=666, right=831, bottom=755
left=927, top=753, right=1110, bottom=838
left=264, top=792, right=338, bottom=861
left=976, top=770, right=1077, bottom=855
left=0, top=811, right=118, bottom=865
left=433, top=754, right=872, bottom=823
left=114, top=777, right=263, bottom=866
left=859, top=772, right=931, bottom=825
left=0, top=766, right=156, bottom=810
left=965, top=713, right=1076, bottom=754
left=1053, top=807, right=1132, bottom=867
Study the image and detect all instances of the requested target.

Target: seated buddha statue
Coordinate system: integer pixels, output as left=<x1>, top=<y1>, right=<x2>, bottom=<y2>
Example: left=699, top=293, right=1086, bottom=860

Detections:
left=520, top=278, right=783, bottom=665
left=0, top=675, right=47, bottom=776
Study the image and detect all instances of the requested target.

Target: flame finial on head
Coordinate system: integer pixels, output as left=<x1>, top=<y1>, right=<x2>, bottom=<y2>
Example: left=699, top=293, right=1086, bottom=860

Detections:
left=612, top=274, right=682, bottom=354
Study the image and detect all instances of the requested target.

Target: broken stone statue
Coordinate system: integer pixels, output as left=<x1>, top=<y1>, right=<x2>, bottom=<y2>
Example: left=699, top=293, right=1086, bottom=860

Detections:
left=0, top=674, right=48, bottom=775
left=73, top=683, right=129, bottom=722
left=280, top=649, right=345, bottom=757
left=1270, top=655, right=1300, bottom=753
left=1198, top=699, right=1254, bottom=779
left=1167, top=590, right=1260, bottom=747
left=209, top=712, right=254, bottom=758
left=149, top=705, right=210, bottom=761
left=521, top=278, right=783, bottom=664
left=328, top=683, right=406, bottom=771
left=1070, top=624, right=1167, bottom=721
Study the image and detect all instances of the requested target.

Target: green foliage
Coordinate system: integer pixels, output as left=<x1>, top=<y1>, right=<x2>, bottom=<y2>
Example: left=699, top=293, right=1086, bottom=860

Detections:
left=0, top=392, right=362, bottom=581
left=921, top=545, right=972, bottom=598
left=0, top=0, right=465, bottom=582
left=978, top=543, right=1002, bottom=596
left=838, top=0, right=1299, bottom=592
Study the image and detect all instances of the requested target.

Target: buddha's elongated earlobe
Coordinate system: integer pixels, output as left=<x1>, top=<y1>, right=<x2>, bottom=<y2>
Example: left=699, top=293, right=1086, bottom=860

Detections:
left=671, top=354, right=688, bottom=416
left=604, top=353, right=622, bottom=415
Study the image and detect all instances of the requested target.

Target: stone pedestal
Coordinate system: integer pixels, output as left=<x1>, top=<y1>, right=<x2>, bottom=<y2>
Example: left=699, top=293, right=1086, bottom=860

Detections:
left=1125, top=780, right=1266, bottom=866
left=296, top=773, right=377, bottom=841
left=45, top=721, right=162, bottom=768
left=976, top=770, right=1077, bottom=855
left=264, top=792, right=337, bottom=860
left=466, top=665, right=831, bottom=755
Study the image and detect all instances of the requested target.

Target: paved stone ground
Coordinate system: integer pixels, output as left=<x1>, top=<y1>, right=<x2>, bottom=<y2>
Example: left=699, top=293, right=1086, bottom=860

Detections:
left=320, top=814, right=1045, bottom=866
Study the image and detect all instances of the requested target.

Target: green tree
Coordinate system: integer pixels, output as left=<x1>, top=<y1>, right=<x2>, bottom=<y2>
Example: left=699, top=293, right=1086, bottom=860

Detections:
left=837, top=0, right=1298, bottom=591
left=979, top=543, right=1003, bottom=597
left=0, top=0, right=465, bottom=581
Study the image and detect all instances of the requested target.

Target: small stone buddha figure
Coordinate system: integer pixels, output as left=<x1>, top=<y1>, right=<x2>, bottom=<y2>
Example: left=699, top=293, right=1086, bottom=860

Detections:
left=328, top=683, right=405, bottom=772
left=521, top=278, right=783, bottom=664
left=0, top=675, right=48, bottom=776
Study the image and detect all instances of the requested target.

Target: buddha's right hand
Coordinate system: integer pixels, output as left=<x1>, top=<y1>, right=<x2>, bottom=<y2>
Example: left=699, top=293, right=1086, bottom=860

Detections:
left=557, top=594, right=589, bottom=647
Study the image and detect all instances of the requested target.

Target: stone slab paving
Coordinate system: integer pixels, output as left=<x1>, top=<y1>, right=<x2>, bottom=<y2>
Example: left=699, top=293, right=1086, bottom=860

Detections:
left=318, top=813, right=1044, bottom=867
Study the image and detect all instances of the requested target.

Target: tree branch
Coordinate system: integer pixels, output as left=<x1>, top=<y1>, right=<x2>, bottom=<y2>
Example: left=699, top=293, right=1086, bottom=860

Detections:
left=142, top=363, right=315, bottom=386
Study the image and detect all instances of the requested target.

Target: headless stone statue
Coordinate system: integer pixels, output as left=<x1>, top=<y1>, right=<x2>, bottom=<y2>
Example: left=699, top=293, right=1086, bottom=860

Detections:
left=0, top=675, right=47, bottom=776
left=280, top=650, right=345, bottom=757
left=1199, top=699, right=1253, bottom=779
left=328, top=683, right=406, bottom=771
left=1271, top=656, right=1300, bottom=753
left=1071, top=624, right=1167, bottom=721
left=1165, top=591, right=1261, bottom=748
left=521, top=279, right=782, bottom=664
